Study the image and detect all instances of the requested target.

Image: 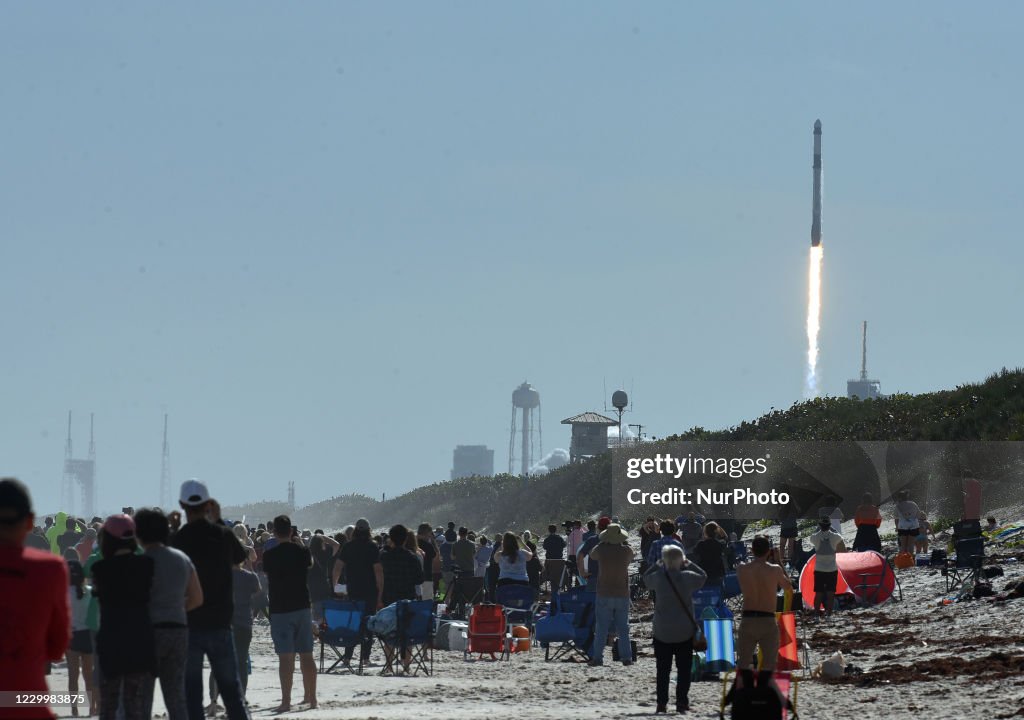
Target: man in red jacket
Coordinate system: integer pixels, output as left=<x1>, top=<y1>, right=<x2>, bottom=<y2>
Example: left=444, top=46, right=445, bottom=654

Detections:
left=0, top=478, right=71, bottom=719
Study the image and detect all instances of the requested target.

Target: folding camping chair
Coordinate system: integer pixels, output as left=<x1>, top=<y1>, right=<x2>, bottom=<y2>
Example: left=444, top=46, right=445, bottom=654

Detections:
left=536, top=588, right=596, bottom=662
left=703, top=614, right=736, bottom=674
left=943, top=537, right=986, bottom=593
left=463, top=603, right=507, bottom=661
left=774, top=611, right=808, bottom=675
left=851, top=558, right=902, bottom=606
left=378, top=600, right=435, bottom=676
left=694, top=585, right=729, bottom=620
left=722, top=572, right=744, bottom=616
left=720, top=669, right=799, bottom=719
left=319, top=600, right=366, bottom=674
left=445, top=572, right=486, bottom=620
left=495, top=584, right=539, bottom=658
left=629, top=571, right=650, bottom=601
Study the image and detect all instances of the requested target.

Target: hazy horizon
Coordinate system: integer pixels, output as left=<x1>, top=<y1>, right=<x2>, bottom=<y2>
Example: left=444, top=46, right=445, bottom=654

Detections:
left=3, top=3, right=1022, bottom=516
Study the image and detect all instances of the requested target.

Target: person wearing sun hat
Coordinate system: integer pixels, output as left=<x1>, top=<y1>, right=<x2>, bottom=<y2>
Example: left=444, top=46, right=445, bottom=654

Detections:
left=587, top=523, right=635, bottom=667
left=91, top=512, right=156, bottom=718
left=170, top=479, right=250, bottom=720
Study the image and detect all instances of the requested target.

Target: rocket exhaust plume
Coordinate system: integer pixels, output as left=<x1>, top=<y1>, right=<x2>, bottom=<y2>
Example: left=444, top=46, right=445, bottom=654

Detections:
left=806, top=245, right=823, bottom=397
left=805, top=119, right=824, bottom=398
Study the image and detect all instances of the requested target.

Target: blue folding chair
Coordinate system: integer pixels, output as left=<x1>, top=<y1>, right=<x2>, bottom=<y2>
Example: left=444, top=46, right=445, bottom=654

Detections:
left=398, top=600, right=435, bottom=676
left=494, top=584, right=539, bottom=659
left=319, top=600, right=366, bottom=674
left=537, top=589, right=595, bottom=662
left=693, top=585, right=727, bottom=619
left=723, top=572, right=741, bottom=599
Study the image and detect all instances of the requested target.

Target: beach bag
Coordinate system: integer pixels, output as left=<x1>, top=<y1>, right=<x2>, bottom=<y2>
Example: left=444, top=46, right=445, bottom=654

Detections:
left=611, top=640, right=638, bottom=661
left=973, top=582, right=994, bottom=598
left=813, top=651, right=845, bottom=679
left=724, top=669, right=795, bottom=719
left=366, top=602, right=399, bottom=639
left=894, top=552, right=915, bottom=570
left=664, top=569, right=706, bottom=652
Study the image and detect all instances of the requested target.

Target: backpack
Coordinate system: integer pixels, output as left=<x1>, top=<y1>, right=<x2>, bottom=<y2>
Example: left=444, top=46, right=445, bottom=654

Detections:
left=722, top=669, right=796, bottom=720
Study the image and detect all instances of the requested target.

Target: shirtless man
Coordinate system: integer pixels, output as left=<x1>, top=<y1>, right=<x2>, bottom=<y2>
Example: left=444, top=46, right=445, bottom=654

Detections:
left=736, top=536, right=792, bottom=669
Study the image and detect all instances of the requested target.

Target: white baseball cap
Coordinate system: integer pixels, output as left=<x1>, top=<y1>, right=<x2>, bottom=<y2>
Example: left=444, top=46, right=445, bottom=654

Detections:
left=179, top=479, right=212, bottom=507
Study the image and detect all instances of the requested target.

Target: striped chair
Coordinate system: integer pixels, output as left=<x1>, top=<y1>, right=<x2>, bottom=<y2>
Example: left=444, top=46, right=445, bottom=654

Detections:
left=702, top=615, right=736, bottom=673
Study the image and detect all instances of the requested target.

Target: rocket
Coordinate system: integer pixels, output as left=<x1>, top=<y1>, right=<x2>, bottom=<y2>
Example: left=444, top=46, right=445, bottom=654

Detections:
left=811, top=119, right=822, bottom=247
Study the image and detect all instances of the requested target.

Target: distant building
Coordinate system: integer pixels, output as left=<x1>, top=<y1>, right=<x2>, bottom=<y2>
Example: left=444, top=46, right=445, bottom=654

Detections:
left=561, top=412, right=618, bottom=463
left=451, top=445, right=494, bottom=480
left=846, top=378, right=882, bottom=400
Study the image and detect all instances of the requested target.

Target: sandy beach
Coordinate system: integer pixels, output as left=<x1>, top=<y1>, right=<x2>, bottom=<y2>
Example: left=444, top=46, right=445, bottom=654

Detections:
left=46, top=505, right=1024, bottom=720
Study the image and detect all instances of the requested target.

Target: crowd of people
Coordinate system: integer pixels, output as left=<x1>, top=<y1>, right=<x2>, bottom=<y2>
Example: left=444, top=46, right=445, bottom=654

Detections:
left=1, top=474, right=960, bottom=719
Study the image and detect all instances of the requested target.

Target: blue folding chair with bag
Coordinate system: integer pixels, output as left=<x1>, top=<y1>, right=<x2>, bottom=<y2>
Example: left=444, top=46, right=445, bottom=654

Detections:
left=372, top=599, right=435, bottom=676
left=319, top=600, right=367, bottom=674
left=495, top=584, right=539, bottom=659
left=535, top=588, right=595, bottom=662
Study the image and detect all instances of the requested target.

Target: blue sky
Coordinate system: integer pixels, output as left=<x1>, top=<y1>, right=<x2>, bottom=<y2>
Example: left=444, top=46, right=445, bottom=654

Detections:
left=2, top=3, right=1022, bottom=515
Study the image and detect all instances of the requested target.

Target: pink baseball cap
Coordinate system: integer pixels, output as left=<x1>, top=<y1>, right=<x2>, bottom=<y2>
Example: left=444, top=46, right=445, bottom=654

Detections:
left=103, top=513, right=136, bottom=539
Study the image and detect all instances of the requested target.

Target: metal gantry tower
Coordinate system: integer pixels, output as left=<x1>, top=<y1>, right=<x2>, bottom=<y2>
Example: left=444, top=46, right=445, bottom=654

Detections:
left=61, top=412, right=73, bottom=511
left=62, top=412, right=97, bottom=518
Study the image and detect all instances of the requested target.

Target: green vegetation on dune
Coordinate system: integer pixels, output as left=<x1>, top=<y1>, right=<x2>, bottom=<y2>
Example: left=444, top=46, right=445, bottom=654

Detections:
left=226, top=368, right=1024, bottom=531
left=671, top=368, right=1024, bottom=442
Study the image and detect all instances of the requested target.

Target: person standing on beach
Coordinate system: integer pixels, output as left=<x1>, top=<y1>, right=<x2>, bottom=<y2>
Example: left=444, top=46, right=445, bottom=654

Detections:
left=587, top=524, right=635, bottom=667
left=808, top=518, right=846, bottom=617
left=542, top=525, right=566, bottom=592
left=779, top=508, right=799, bottom=566
left=643, top=544, right=706, bottom=714
left=0, top=478, right=71, bottom=720
left=65, top=559, right=95, bottom=717
left=693, top=522, right=727, bottom=592
left=57, top=516, right=85, bottom=556
left=452, top=526, right=476, bottom=575
left=416, top=524, right=438, bottom=599
left=379, top=525, right=424, bottom=670
left=136, top=507, right=204, bottom=720
left=736, top=536, right=792, bottom=669
left=577, top=516, right=610, bottom=587
left=894, top=490, right=922, bottom=555
left=171, top=480, right=250, bottom=720
left=91, top=513, right=156, bottom=719
left=853, top=493, right=883, bottom=552
left=646, top=521, right=683, bottom=567
left=493, top=532, right=532, bottom=588
left=262, top=515, right=317, bottom=712
left=679, top=513, right=702, bottom=556
left=333, top=518, right=382, bottom=667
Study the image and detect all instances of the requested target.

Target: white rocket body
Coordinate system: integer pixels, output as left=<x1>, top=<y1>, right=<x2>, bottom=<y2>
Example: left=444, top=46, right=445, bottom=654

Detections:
left=811, top=119, right=822, bottom=247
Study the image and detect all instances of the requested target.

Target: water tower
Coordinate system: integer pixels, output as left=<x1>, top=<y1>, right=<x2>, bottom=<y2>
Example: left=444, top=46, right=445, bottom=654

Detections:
left=508, top=382, right=542, bottom=476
